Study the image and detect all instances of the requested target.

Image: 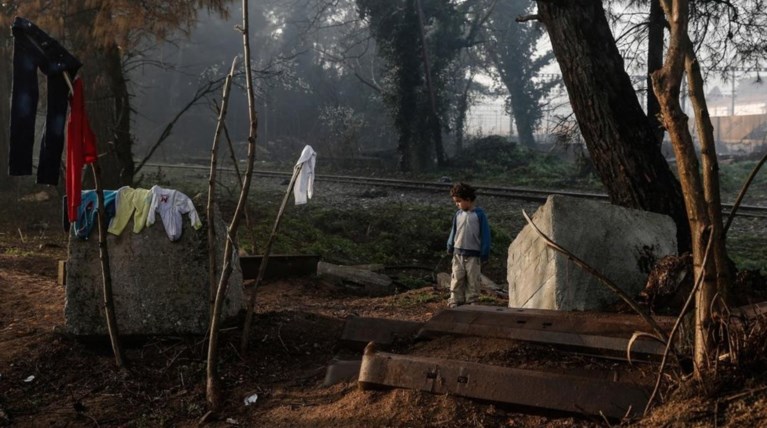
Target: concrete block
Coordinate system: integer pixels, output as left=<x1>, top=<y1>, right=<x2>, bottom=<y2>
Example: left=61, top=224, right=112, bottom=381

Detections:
left=507, top=195, right=677, bottom=311
left=65, top=205, right=243, bottom=336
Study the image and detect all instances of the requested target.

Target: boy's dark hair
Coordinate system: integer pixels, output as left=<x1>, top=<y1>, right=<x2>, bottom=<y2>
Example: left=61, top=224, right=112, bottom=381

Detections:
left=450, top=182, right=476, bottom=201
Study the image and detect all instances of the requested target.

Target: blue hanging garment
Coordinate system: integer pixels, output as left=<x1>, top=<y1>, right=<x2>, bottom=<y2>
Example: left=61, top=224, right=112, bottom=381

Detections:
left=73, top=190, right=117, bottom=240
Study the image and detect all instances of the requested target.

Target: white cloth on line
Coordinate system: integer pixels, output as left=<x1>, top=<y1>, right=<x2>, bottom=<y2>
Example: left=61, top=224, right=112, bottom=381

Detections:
left=293, top=145, right=316, bottom=205
left=146, top=185, right=202, bottom=241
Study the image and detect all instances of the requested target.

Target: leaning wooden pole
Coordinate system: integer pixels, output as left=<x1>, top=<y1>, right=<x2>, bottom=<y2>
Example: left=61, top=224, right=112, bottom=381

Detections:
left=91, top=161, right=125, bottom=369
left=63, top=72, right=124, bottom=369
left=240, top=164, right=302, bottom=352
left=206, top=0, right=258, bottom=411
left=206, top=57, right=238, bottom=317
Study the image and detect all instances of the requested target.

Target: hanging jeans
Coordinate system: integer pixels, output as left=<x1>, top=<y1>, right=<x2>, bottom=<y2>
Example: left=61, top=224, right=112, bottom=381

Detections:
left=9, top=17, right=81, bottom=185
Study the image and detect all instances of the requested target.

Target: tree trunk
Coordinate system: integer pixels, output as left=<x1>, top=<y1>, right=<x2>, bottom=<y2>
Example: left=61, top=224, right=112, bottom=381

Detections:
left=508, top=77, right=537, bottom=147
left=415, top=0, right=446, bottom=167
left=646, top=0, right=665, bottom=145
left=684, top=52, right=732, bottom=304
left=0, top=41, right=10, bottom=189
left=81, top=43, right=133, bottom=189
left=652, top=0, right=732, bottom=378
left=454, top=75, right=473, bottom=155
left=536, top=0, right=691, bottom=253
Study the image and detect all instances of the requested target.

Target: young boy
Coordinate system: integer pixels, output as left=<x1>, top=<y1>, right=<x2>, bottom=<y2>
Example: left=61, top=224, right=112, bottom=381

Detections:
left=446, top=182, right=491, bottom=308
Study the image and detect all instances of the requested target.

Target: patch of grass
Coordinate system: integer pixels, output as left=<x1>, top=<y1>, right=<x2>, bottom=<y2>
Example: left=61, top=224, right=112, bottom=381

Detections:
left=728, top=235, right=767, bottom=274
left=393, top=290, right=442, bottom=308
left=396, top=274, right=433, bottom=290
left=242, top=202, right=455, bottom=267
left=415, top=139, right=603, bottom=191
left=719, top=160, right=767, bottom=199
left=3, top=246, right=34, bottom=257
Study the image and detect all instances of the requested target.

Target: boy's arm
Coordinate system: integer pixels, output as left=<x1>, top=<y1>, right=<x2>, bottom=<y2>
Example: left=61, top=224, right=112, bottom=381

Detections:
left=446, top=211, right=457, bottom=253
left=478, top=209, right=491, bottom=262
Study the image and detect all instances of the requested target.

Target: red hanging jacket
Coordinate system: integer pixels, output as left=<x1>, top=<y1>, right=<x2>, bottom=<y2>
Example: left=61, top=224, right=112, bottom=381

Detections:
left=66, top=77, right=98, bottom=222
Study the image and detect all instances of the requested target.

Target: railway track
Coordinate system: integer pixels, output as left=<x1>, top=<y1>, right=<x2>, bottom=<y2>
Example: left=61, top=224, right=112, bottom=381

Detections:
left=145, top=162, right=767, bottom=218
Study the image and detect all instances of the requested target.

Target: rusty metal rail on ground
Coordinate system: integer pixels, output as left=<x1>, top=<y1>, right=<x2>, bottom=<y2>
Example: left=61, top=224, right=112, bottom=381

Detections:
left=358, top=345, right=650, bottom=420
left=419, top=306, right=676, bottom=359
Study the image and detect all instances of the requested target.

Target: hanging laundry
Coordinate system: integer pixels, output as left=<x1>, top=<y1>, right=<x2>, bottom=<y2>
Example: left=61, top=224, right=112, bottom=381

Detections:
left=73, top=190, right=117, bottom=240
left=293, top=145, right=316, bottom=205
left=9, top=17, right=82, bottom=185
left=66, top=77, right=99, bottom=223
left=107, top=186, right=153, bottom=236
left=146, top=186, right=203, bottom=241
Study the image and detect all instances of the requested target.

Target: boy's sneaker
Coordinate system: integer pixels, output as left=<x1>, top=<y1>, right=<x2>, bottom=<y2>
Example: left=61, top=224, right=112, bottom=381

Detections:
left=448, top=302, right=460, bottom=308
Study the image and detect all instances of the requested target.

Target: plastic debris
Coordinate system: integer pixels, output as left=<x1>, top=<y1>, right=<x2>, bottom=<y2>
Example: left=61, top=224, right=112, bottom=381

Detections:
left=244, top=393, right=258, bottom=406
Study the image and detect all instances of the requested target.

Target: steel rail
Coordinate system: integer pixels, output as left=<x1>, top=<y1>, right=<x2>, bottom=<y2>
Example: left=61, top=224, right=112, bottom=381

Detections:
left=144, top=162, right=767, bottom=217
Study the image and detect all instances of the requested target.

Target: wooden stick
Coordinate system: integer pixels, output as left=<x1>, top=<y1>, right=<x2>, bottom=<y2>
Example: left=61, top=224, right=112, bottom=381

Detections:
left=644, top=226, right=715, bottom=416
left=206, top=57, right=238, bottom=317
left=240, top=164, right=303, bottom=352
left=206, top=0, right=259, bottom=411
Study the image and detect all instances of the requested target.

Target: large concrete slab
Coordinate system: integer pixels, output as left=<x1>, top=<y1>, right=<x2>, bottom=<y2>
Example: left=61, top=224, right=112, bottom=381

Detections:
left=65, top=205, right=243, bottom=336
left=507, top=195, right=677, bottom=310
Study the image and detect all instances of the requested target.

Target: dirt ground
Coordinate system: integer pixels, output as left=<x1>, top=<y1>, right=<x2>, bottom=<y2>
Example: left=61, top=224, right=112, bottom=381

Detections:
left=2, top=188, right=767, bottom=427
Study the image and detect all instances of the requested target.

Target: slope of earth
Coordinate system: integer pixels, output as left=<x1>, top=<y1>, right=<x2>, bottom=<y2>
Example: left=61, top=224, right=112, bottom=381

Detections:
left=1, top=175, right=767, bottom=427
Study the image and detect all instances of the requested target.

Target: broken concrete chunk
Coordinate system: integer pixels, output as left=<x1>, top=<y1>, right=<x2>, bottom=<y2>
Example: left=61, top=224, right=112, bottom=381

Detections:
left=317, top=261, right=393, bottom=296
left=65, top=205, right=243, bottom=335
left=507, top=195, right=677, bottom=310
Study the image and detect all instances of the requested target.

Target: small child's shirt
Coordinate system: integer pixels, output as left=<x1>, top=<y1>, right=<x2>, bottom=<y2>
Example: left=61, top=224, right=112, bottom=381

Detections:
left=447, top=207, right=491, bottom=261
left=146, top=186, right=202, bottom=241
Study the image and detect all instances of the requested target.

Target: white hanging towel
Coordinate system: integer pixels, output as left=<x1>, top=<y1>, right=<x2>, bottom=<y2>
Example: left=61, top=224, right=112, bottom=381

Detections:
left=293, top=145, right=316, bottom=205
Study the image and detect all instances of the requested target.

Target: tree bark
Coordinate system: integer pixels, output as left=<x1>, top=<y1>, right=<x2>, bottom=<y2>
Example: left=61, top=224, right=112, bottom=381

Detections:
left=82, top=43, right=134, bottom=188
left=646, top=0, right=665, bottom=145
left=0, top=42, right=10, bottom=189
left=415, top=0, right=446, bottom=167
left=536, top=0, right=691, bottom=253
left=652, top=0, right=731, bottom=378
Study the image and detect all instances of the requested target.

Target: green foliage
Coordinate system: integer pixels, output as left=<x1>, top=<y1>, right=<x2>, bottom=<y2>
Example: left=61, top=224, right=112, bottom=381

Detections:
left=728, top=235, right=767, bottom=274
left=718, top=160, right=767, bottom=198
left=393, top=289, right=442, bottom=308
left=357, top=0, right=467, bottom=170
left=484, top=0, right=558, bottom=147
left=446, top=135, right=602, bottom=190
left=243, top=198, right=455, bottom=266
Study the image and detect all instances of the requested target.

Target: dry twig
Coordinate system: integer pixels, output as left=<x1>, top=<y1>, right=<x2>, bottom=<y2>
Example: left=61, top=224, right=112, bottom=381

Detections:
left=644, top=226, right=715, bottom=416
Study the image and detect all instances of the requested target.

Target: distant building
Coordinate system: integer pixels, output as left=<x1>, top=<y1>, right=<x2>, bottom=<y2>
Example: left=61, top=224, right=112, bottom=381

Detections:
left=705, top=77, right=767, bottom=154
